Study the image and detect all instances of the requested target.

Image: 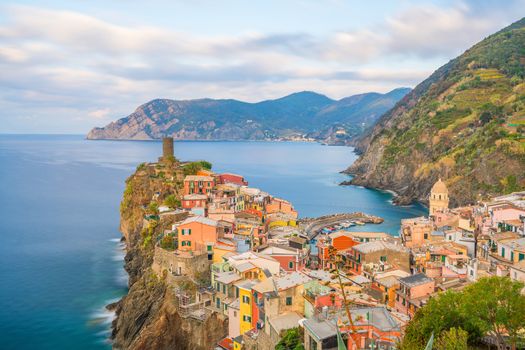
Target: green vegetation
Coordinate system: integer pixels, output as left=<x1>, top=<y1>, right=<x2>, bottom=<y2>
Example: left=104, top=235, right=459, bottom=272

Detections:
left=120, top=180, right=133, bottom=215
left=275, top=327, right=304, bottom=350
left=159, top=234, right=175, bottom=250
left=363, top=18, right=525, bottom=202
left=182, top=160, right=213, bottom=176
left=435, top=328, right=468, bottom=350
left=163, top=194, right=181, bottom=209
left=400, top=277, right=525, bottom=350
left=147, top=202, right=159, bottom=215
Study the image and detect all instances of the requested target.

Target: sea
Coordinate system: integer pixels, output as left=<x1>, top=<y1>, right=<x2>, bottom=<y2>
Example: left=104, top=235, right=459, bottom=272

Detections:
left=0, top=134, right=426, bottom=349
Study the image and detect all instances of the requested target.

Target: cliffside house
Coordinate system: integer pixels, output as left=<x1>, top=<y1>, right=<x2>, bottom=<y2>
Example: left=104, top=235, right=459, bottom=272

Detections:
left=184, top=175, right=215, bottom=195
left=175, top=216, right=219, bottom=258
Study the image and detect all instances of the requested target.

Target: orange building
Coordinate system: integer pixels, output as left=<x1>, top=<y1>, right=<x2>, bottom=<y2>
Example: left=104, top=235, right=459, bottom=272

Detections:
left=329, top=231, right=361, bottom=251
left=266, top=198, right=298, bottom=218
left=176, top=216, right=219, bottom=252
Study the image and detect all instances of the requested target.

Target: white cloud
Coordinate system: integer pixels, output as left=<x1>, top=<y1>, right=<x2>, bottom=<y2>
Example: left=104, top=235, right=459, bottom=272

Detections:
left=0, top=1, right=523, bottom=133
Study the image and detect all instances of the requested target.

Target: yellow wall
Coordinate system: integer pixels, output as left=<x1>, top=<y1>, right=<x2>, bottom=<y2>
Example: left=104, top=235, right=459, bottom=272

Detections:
left=239, top=287, right=253, bottom=334
left=233, top=339, right=242, bottom=350
left=213, top=247, right=233, bottom=263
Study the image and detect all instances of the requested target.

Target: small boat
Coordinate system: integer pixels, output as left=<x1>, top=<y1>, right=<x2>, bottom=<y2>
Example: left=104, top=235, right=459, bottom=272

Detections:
left=354, top=221, right=365, bottom=226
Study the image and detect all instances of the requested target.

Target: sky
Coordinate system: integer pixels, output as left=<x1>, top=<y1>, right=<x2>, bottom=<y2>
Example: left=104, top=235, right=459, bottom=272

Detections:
left=0, top=0, right=524, bottom=134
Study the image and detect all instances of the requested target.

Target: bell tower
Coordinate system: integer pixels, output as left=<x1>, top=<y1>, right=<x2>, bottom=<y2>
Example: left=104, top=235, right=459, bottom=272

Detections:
left=429, top=178, right=449, bottom=216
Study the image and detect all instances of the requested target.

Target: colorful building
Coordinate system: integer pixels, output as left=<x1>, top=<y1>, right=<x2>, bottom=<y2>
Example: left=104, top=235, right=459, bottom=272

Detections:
left=175, top=216, right=218, bottom=254
left=394, top=273, right=435, bottom=316
left=183, top=175, right=215, bottom=195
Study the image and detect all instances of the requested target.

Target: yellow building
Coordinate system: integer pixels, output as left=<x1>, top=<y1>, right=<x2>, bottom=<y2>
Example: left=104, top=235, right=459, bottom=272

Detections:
left=429, top=178, right=449, bottom=216
left=235, top=280, right=257, bottom=335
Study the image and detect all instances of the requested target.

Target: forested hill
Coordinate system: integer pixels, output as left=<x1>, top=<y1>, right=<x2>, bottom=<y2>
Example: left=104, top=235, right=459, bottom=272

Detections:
left=347, top=17, right=525, bottom=206
left=86, top=88, right=410, bottom=144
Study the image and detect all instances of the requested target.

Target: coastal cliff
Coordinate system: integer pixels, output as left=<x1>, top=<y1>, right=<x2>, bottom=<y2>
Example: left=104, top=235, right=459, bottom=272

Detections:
left=345, top=18, right=525, bottom=206
left=110, top=160, right=227, bottom=349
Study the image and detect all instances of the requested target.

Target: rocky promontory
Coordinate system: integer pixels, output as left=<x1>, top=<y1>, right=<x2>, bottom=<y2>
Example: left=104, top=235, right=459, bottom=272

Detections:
left=110, top=159, right=227, bottom=349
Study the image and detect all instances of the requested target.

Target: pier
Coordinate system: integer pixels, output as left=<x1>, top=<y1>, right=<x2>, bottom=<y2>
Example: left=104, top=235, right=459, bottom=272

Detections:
left=299, top=212, right=384, bottom=239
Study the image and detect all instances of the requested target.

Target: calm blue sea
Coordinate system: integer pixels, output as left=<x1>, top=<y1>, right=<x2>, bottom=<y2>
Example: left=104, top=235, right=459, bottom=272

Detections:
left=0, top=134, right=426, bottom=349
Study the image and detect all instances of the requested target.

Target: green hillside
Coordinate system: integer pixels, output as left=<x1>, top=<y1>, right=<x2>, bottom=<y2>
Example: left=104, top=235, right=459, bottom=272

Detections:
left=348, top=18, right=525, bottom=205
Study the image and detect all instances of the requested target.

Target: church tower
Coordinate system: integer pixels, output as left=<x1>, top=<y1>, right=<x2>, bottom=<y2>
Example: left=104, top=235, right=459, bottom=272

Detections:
left=429, top=178, right=449, bottom=216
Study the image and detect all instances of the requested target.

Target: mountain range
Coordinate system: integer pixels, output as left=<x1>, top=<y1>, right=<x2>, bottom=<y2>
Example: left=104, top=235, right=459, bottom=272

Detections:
left=347, top=17, right=525, bottom=206
left=86, top=88, right=410, bottom=144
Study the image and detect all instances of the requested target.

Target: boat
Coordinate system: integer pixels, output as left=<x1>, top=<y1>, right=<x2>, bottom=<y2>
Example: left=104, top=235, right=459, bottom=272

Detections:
left=354, top=221, right=365, bottom=226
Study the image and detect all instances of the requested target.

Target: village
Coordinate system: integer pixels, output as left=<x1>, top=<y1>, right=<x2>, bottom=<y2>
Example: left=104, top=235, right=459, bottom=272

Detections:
left=144, top=138, right=525, bottom=350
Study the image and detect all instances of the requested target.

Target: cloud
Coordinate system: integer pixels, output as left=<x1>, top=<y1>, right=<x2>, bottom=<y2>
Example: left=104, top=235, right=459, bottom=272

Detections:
left=0, top=1, right=523, bottom=133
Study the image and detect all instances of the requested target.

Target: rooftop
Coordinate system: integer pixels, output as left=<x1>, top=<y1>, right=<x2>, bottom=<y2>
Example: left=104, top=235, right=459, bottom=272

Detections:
left=216, top=271, right=242, bottom=285
left=179, top=215, right=218, bottom=227
left=353, top=241, right=408, bottom=254
left=268, top=312, right=302, bottom=334
left=303, top=306, right=400, bottom=340
left=399, top=273, right=433, bottom=287
left=184, top=175, right=214, bottom=181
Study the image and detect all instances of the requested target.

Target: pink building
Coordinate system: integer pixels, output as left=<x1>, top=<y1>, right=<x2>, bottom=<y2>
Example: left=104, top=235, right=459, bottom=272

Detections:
left=395, top=273, right=435, bottom=316
left=217, top=173, right=248, bottom=186
left=182, top=194, right=208, bottom=209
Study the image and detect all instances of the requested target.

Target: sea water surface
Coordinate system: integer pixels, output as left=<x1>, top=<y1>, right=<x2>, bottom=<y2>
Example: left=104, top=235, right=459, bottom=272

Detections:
left=0, top=134, right=426, bottom=349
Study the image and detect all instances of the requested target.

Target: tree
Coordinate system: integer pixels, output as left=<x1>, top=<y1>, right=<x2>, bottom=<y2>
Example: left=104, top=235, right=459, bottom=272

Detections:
left=462, top=277, right=525, bottom=350
left=436, top=328, right=468, bottom=350
left=401, top=290, right=483, bottom=349
left=164, top=194, right=180, bottom=209
left=275, top=328, right=304, bottom=350
left=147, top=202, right=159, bottom=215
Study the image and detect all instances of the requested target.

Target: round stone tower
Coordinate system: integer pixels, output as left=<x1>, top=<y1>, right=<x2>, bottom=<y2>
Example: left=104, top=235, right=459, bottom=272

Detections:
left=162, top=137, right=174, bottom=160
left=429, top=178, right=449, bottom=216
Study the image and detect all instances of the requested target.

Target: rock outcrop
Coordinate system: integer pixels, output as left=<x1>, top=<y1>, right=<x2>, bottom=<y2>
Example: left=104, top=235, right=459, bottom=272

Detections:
left=111, top=160, right=227, bottom=349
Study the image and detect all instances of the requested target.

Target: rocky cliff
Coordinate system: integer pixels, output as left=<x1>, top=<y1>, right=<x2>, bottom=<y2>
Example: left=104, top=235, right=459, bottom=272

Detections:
left=346, top=18, right=525, bottom=206
left=87, top=89, right=410, bottom=144
left=110, top=160, right=227, bottom=349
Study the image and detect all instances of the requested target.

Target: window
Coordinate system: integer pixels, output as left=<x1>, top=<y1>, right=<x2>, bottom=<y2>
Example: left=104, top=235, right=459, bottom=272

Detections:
left=207, top=245, right=213, bottom=252
left=286, top=296, right=292, bottom=306
left=243, top=315, right=251, bottom=323
left=380, top=256, right=387, bottom=262
left=288, top=261, right=294, bottom=269
left=181, top=241, right=186, bottom=246
left=424, top=233, right=428, bottom=239
left=222, top=285, right=226, bottom=294
left=242, top=295, right=250, bottom=304
left=234, top=311, right=237, bottom=317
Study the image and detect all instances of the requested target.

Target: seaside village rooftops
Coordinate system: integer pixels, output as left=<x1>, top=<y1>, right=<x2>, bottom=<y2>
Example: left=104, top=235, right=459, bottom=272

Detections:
left=178, top=215, right=218, bottom=227
left=150, top=141, right=525, bottom=350
left=184, top=175, right=215, bottom=182
left=353, top=240, right=408, bottom=254
left=303, top=306, right=400, bottom=341
left=253, top=271, right=312, bottom=293
left=490, top=191, right=525, bottom=209
left=215, top=271, right=242, bottom=285
left=399, top=273, right=433, bottom=287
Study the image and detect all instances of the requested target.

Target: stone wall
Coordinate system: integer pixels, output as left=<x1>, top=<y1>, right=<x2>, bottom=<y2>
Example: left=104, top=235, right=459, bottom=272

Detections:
left=152, top=246, right=211, bottom=281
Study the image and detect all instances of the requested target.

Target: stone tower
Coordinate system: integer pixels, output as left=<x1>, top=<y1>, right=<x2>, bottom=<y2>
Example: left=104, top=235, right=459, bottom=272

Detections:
left=162, top=137, right=174, bottom=161
left=429, top=178, right=449, bottom=216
